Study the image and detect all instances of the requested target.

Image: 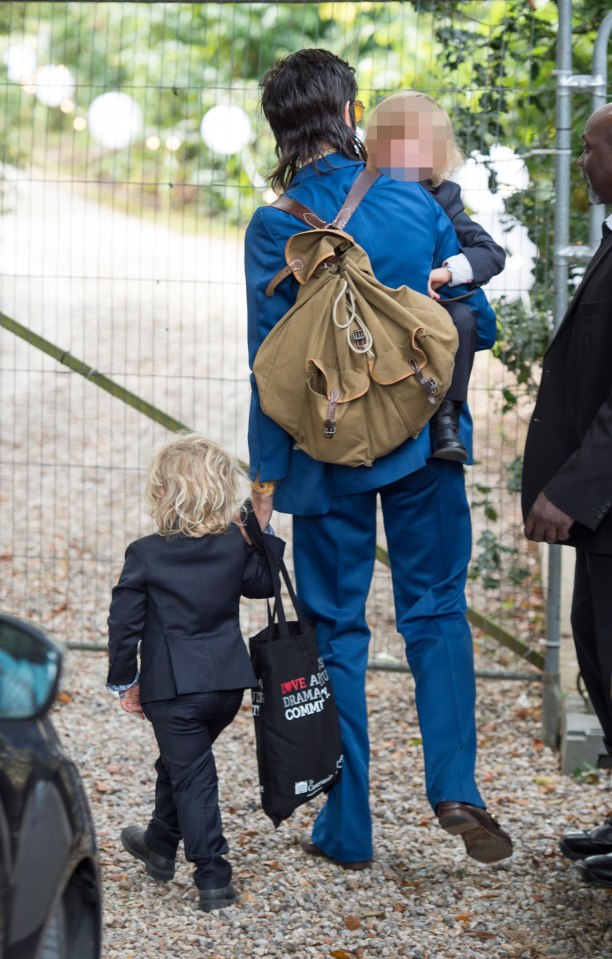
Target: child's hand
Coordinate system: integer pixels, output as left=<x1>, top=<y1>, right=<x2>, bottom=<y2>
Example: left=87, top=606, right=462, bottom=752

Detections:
left=428, top=266, right=452, bottom=299
left=120, top=684, right=145, bottom=720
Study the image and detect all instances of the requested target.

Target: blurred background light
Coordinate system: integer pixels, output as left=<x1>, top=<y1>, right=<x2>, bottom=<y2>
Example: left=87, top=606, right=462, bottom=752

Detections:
left=88, top=91, right=143, bottom=150
left=34, top=64, right=75, bottom=108
left=200, top=104, right=252, bottom=155
left=4, top=43, right=37, bottom=83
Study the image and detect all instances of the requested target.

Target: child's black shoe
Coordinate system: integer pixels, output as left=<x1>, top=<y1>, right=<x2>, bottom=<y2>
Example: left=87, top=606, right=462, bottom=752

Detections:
left=198, top=882, right=239, bottom=912
left=430, top=399, right=469, bottom=463
left=120, top=825, right=176, bottom=881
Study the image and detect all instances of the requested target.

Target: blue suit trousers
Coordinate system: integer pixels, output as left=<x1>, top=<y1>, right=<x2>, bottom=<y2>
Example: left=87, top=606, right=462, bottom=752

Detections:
left=293, top=459, right=484, bottom=863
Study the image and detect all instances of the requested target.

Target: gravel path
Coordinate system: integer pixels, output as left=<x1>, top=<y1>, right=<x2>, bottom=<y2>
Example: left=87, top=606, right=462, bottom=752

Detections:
left=55, top=650, right=612, bottom=959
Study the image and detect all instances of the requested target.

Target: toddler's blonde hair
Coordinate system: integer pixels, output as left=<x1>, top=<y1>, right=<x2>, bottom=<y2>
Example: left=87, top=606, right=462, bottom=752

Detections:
left=145, top=434, right=243, bottom=537
left=366, top=90, right=464, bottom=187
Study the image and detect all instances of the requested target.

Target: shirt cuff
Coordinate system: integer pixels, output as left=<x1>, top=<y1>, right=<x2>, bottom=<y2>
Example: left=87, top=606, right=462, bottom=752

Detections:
left=444, top=253, right=473, bottom=286
left=107, top=673, right=140, bottom=697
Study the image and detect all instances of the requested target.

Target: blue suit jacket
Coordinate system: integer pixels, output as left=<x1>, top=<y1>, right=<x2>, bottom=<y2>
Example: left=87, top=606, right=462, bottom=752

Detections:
left=245, top=155, right=496, bottom=516
left=107, top=526, right=284, bottom=703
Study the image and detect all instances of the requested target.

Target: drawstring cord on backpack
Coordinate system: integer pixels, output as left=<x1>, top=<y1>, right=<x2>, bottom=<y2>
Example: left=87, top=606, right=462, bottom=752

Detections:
left=332, top=279, right=373, bottom=354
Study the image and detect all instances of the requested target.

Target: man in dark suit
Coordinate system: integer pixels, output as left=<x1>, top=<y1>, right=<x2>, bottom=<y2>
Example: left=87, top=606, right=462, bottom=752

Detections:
left=522, top=101, right=612, bottom=886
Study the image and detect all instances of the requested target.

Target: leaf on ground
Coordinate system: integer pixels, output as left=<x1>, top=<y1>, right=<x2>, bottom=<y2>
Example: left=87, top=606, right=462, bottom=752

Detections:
left=455, top=913, right=473, bottom=922
left=94, top=780, right=113, bottom=793
left=330, top=951, right=356, bottom=959
left=56, top=690, right=72, bottom=704
left=344, top=915, right=360, bottom=930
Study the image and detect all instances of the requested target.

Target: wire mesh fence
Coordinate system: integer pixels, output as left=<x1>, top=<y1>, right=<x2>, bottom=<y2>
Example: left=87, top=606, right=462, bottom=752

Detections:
left=0, top=1, right=551, bottom=675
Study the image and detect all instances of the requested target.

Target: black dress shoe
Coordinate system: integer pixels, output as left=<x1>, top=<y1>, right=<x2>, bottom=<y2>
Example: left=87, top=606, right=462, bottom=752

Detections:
left=559, top=818, right=612, bottom=861
left=437, top=801, right=513, bottom=864
left=198, top=883, right=239, bottom=912
left=120, top=825, right=175, bottom=881
left=430, top=399, right=468, bottom=462
left=298, top=835, right=371, bottom=871
left=576, top=852, right=612, bottom=888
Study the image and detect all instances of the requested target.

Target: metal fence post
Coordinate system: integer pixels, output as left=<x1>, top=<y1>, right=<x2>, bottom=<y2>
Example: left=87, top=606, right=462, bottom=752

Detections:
left=542, top=0, right=573, bottom=747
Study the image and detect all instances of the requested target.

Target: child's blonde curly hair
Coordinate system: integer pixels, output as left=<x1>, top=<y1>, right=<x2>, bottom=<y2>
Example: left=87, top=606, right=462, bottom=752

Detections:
left=145, top=434, right=243, bottom=537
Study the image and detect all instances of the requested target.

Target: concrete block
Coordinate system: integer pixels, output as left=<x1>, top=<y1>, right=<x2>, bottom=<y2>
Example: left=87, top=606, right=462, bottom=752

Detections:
left=560, top=693, right=606, bottom=775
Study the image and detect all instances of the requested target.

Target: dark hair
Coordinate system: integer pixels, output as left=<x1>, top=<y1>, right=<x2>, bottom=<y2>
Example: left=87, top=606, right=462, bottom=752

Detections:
left=261, top=48, right=367, bottom=193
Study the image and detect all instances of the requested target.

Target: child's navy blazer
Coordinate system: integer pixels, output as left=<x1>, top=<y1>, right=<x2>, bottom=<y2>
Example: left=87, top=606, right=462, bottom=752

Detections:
left=107, top=525, right=284, bottom=703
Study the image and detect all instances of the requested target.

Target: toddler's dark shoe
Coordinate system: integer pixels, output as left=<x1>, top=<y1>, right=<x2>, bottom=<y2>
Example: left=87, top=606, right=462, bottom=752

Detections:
left=430, top=399, right=468, bottom=462
left=120, top=825, right=175, bottom=881
left=198, top=883, right=239, bottom=912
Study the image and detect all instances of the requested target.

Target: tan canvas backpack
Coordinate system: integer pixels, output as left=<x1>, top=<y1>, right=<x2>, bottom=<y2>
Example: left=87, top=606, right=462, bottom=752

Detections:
left=253, top=170, right=459, bottom=468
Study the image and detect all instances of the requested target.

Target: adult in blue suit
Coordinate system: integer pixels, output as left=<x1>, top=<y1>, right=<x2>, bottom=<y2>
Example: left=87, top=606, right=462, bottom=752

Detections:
left=245, top=48, right=512, bottom=869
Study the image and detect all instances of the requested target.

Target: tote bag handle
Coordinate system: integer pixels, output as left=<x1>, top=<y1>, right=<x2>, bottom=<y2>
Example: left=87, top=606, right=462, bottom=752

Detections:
left=242, top=503, right=308, bottom=640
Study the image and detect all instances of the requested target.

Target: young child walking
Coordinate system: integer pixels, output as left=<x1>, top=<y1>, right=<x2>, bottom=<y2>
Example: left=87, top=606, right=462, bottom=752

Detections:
left=107, top=433, right=283, bottom=912
left=365, top=90, right=506, bottom=461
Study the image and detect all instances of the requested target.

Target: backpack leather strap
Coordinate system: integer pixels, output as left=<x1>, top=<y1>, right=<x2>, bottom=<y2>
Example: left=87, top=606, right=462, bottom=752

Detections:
left=265, top=197, right=327, bottom=297
left=270, top=195, right=327, bottom=229
left=331, top=169, right=380, bottom=230
left=265, top=169, right=380, bottom=297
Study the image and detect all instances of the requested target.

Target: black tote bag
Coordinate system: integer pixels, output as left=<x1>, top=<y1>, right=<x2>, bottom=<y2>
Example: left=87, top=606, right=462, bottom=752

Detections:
left=244, top=507, right=343, bottom=827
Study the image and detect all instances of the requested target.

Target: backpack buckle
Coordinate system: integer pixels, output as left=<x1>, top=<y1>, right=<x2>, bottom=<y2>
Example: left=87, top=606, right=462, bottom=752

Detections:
left=323, top=388, right=341, bottom=439
left=409, top=359, right=439, bottom=404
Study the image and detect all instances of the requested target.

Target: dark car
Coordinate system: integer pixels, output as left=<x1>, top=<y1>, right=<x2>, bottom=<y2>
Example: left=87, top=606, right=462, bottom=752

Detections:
left=0, top=613, right=102, bottom=959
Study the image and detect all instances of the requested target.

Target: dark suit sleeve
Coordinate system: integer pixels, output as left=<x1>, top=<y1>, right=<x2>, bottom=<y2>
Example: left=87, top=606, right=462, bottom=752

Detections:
left=241, top=533, right=285, bottom=598
left=429, top=180, right=506, bottom=286
left=107, top=541, right=147, bottom=686
left=544, top=387, right=612, bottom=531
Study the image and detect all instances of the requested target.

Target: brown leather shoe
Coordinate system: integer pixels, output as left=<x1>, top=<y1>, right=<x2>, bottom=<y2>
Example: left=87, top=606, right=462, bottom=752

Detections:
left=298, top=835, right=371, bottom=871
left=437, top=802, right=513, bottom=864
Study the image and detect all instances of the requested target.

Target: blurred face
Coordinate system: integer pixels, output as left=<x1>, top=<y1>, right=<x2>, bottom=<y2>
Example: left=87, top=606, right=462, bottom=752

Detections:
left=577, top=105, right=612, bottom=205
left=366, top=98, right=451, bottom=181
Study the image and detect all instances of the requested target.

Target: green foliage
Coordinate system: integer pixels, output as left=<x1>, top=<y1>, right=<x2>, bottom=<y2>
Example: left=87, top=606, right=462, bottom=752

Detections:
left=492, top=294, right=552, bottom=411
left=0, top=1, right=602, bottom=340
left=571, top=762, right=601, bottom=785
left=506, top=456, right=523, bottom=495
left=469, top=529, right=530, bottom=591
